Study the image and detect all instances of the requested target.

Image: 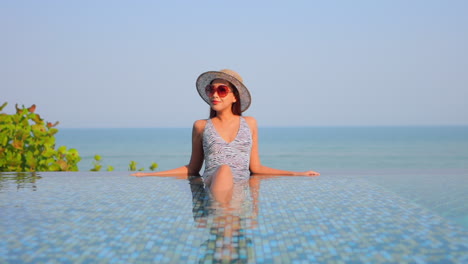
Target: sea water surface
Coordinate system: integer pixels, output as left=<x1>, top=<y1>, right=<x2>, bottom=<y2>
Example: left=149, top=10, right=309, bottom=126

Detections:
left=56, top=126, right=468, bottom=172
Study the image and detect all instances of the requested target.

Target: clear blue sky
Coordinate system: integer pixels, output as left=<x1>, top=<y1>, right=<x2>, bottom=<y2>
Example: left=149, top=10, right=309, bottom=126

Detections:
left=2, top=0, right=467, bottom=127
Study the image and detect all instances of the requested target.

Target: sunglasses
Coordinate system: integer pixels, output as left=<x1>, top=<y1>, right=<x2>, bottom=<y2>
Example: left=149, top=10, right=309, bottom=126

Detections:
left=205, top=85, right=232, bottom=98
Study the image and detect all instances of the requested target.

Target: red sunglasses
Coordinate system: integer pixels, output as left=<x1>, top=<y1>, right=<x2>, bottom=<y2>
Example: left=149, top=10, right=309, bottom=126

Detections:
left=205, top=85, right=232, bottom=98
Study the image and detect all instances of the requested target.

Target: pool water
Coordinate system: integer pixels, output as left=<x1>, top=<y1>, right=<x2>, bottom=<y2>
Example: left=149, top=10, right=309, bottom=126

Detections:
left=1, top=171, right=467, bottom=263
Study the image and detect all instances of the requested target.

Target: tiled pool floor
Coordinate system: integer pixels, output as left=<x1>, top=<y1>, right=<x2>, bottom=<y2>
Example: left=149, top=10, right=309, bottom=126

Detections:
left=1, top=172, right=467, bottom=263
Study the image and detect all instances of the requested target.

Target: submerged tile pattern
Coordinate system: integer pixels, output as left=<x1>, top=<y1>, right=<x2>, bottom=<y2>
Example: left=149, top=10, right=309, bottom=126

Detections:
left=0, top=172, right=467, bottom=263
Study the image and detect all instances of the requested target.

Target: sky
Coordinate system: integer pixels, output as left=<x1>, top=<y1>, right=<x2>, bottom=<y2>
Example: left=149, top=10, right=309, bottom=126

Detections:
left=1, top=0, right=467, bottom=128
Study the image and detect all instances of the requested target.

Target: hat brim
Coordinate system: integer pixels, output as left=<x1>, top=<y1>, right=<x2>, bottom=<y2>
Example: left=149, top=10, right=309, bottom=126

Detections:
left=196, top=71, right=251, bottom=112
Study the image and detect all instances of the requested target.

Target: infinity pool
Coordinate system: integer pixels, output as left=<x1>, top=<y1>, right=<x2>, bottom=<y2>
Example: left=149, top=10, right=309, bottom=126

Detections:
left=1, top=171, right=467, bottom=263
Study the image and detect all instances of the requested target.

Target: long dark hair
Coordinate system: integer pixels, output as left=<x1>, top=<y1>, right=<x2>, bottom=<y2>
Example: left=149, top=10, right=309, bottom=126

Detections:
left=209, top=81, right=242, bottom=118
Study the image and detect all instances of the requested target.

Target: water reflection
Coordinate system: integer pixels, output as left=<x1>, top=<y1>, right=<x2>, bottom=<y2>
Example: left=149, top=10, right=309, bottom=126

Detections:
left=188, top=175, right=271, bottom=263
left=0, top=172, right=42, bottom=191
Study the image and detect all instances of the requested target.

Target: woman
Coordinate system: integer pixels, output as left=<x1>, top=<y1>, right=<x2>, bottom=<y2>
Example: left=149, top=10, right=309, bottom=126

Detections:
left=132, top=69, right=319, bottom=204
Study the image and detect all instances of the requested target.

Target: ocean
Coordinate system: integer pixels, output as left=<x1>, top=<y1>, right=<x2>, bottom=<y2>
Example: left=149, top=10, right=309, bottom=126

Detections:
left=56, top=126, right=468, bottom=173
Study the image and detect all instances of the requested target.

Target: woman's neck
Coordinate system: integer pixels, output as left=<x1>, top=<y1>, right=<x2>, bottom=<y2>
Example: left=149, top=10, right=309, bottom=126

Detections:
left=214, top=110, right=238, bottom=122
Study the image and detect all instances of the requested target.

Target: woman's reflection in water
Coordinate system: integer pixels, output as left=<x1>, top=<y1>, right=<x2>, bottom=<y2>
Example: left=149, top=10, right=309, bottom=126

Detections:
left=189, top=175, right=269, bottom=263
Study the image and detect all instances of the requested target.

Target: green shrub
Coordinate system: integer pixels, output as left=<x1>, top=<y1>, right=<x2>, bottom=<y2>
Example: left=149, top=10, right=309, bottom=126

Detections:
left=149, top=162, right=158, bottom=171
left=90, top=154, right=114, bottom=171
left=0, top=102, right=81, bottom=172
left=1, top=102, right=159, bottom=173
left=128, top=160, right=142, bottom=171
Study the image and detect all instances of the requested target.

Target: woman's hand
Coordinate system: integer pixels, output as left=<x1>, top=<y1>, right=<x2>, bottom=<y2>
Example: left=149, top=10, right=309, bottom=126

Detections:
left=295, top=171, right=320, bottom=176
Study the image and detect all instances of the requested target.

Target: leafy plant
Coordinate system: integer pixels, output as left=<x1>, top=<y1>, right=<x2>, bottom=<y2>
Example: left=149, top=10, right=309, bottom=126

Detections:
left=129, top=160, right=137, bottom=171
left=149, top=162, right=158, bottom=171
left=0, top=102, right=81, bottom=172
left=90, top=154, right=114, bottom=171
left=90, top=155, right=103, bottom=171
left=0, top=102, right=159, bottom=173
left=128, top=160, right=145, bottom=171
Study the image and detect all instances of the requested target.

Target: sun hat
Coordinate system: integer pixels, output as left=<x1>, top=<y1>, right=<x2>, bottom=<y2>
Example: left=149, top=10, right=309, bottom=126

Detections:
left=196, top=69, right=251, bottom=112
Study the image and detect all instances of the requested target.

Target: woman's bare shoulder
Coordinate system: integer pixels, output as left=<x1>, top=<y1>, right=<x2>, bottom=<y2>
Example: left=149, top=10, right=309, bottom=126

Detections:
left=193, top=119, right=208, bottom=133
left=243, top=116, right=258, bottom=129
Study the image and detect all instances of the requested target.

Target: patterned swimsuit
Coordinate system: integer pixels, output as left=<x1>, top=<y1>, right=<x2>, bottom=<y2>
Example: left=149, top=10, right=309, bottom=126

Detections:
left=202, top=117, right=253, bottom=182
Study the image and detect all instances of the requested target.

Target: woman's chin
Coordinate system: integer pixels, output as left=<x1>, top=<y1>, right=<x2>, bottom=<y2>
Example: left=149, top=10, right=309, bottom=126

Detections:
left=211, top=105, right=224, bottom=111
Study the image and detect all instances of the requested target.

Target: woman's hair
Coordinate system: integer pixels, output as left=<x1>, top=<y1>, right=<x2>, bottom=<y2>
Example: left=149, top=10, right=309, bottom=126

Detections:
left=209, top=81, right=242, bottom=118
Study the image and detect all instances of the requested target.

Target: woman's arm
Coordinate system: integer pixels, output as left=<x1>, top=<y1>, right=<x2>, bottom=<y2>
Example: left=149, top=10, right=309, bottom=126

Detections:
left=246, top=117, right=320, bottom=176
left=132, top=120, right=206, bottom=177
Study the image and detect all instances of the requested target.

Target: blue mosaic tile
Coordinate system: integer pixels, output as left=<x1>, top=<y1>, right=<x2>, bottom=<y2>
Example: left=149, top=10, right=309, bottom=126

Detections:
left=0, top=172, right=467, bottom=263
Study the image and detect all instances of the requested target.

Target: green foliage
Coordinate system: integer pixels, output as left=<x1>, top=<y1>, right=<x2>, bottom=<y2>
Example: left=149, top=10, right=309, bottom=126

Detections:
left=128, top=160, right=146, bottom=171
left=128, top=160, right=138, bottom=171
left=90, top=155, right=103, bottom=171
left=90, top=155, right=115, bottom=172
left=150, top=162, right=158, bottom=171
left=0, top=102, right=81, bottom=172
left=92, top=159, right=157, bottom=172
left=0, top=102, right=160, bottom=173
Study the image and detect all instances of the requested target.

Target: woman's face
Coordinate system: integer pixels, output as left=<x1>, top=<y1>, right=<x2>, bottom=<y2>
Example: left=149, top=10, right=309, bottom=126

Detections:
left=207, top=79, right=237, bottom=112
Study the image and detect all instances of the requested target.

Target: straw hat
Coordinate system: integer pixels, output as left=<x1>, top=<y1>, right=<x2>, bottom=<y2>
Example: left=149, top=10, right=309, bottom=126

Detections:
left=196, top=69, right=251, bottom=112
